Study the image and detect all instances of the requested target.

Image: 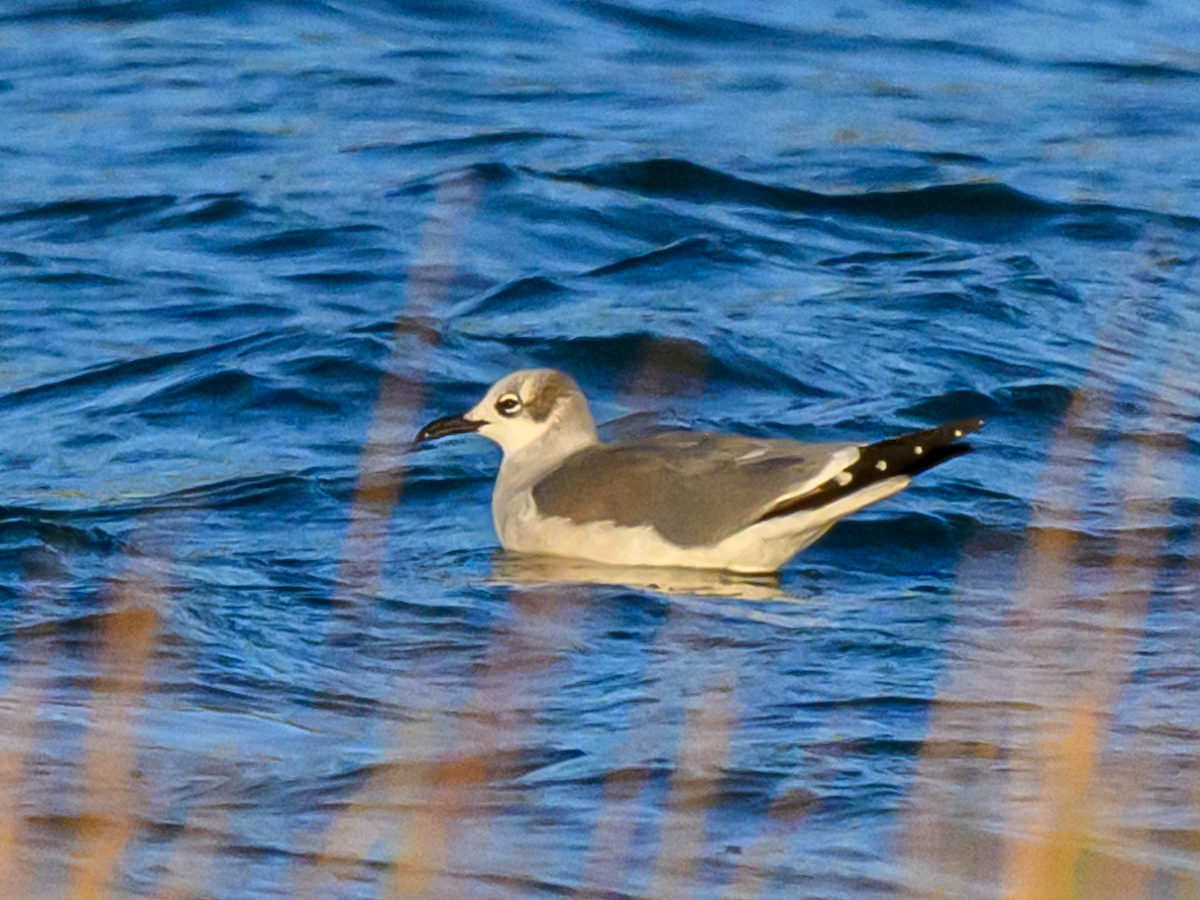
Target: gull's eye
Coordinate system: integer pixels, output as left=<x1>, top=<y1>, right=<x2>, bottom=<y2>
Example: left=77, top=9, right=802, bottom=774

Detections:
left=495, top=393, right=522, bottom=417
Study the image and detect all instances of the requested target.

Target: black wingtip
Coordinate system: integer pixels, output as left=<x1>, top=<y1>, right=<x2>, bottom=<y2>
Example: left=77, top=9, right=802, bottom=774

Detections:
left=843, top=417, right=982, bottom=483
left=899, top=439, right=973, bottom=479
left=757, top=418, right=981, bottom=521
left=944, top=417, right=985, bottom=439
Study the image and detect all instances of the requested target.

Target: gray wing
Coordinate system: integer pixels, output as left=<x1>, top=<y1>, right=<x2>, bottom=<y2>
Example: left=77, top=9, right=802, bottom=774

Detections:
left=531, top=432, right=854, bottom=547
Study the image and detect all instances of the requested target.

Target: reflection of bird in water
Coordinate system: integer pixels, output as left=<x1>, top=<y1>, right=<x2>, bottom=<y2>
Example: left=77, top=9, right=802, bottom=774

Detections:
left=489, top=553, right=788, bottom=601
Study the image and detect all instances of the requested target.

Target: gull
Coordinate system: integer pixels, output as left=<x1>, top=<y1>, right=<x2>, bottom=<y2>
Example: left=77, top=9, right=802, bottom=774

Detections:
left=415, top=369, right=981, bottom=573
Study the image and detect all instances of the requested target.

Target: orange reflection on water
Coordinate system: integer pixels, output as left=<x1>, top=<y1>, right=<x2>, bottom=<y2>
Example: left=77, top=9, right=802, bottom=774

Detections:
left=67, top=566, right=162, bottom=900
left=903, top=234, right=1199, bottom=900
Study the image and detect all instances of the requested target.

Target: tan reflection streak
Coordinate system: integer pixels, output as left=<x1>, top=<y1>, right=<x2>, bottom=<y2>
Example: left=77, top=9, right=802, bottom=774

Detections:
left=152, top=804, right=231, bottom=900
left=294, top=718, right=439, bottom=898
left=1000, top=696, right=1103, bottom=900
left=997, top=292, right=1193, bottom=899
left=581, top=336, right=729, bottom=895
left=998, top=407, right=1177, bottom=897
left=904, top=277, right=1120, bottom=883
left=899, top=362, right=1105, bottom=895
left=577, top=346, right=688, bottom=896
left=902, top=241, right=1197, bottom=897
left=0, top=560, right=54, bottom=897
left=582, top=746, right=688, bottom=889
left=1179, top=504, right=1200, bottom=900
left=581, top=758, right=649, bottom=895
left=1181, top=749, right=1200, bottom=900
left=66, top=567, right=162, bottom=900
left=304, top=540, right=585, bottom=897
left=995, top=384, right=1109, bottom=898
left=718, top=789, right=818, bottom=900
left=388, top=754, right=481, bottom=899
left=337, top=173, right=479, bottom=599
left=385, top=589, right=582, bottom=899
left=0, top=713, right=30, bottom=897
left=647, top=679, right=735, bottom=900
left=294, top=172, right=479, bottom=896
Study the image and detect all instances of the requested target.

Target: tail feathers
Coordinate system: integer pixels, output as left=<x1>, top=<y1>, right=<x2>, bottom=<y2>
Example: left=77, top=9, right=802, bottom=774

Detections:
left=758, top=418, right=983, bottom=522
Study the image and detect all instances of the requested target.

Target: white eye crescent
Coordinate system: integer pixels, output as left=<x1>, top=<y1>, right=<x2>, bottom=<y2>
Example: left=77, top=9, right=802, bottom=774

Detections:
left=495, top=393, right=522, bottom=417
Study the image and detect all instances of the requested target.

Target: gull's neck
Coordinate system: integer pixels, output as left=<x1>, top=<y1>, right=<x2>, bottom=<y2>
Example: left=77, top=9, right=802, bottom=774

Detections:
left=497, top=417, right=599, bottom=493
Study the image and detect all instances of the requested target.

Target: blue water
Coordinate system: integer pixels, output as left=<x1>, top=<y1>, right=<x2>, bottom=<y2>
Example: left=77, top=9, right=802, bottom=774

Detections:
left=1, top=1, right=1199, bottom=897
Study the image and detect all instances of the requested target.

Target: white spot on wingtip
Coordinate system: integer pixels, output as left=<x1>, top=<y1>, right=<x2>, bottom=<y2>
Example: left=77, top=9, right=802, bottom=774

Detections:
left=836, top=472, right=852, bottom=486
left=876, top=460, right=887, bottom=471
left=954, top=429, right=963, bottom=438
left=914, top=445, right=924, bottom=455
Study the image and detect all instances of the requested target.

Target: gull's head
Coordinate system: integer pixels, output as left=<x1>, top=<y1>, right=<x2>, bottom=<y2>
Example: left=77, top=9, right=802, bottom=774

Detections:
left=415, top=368, right=598, bottom=458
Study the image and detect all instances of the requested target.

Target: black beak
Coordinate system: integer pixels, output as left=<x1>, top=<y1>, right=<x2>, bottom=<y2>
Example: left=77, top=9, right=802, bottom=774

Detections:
left=414, top=413, right=483, bottom=444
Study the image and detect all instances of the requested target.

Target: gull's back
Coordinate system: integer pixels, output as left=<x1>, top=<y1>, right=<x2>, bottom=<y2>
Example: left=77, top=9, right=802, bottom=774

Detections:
left=529, top=431, right=857, bottom=548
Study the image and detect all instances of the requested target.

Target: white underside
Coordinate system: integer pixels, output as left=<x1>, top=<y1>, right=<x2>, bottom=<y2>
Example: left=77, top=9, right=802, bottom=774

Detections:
left=493, top=476, right=911, bottom=574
